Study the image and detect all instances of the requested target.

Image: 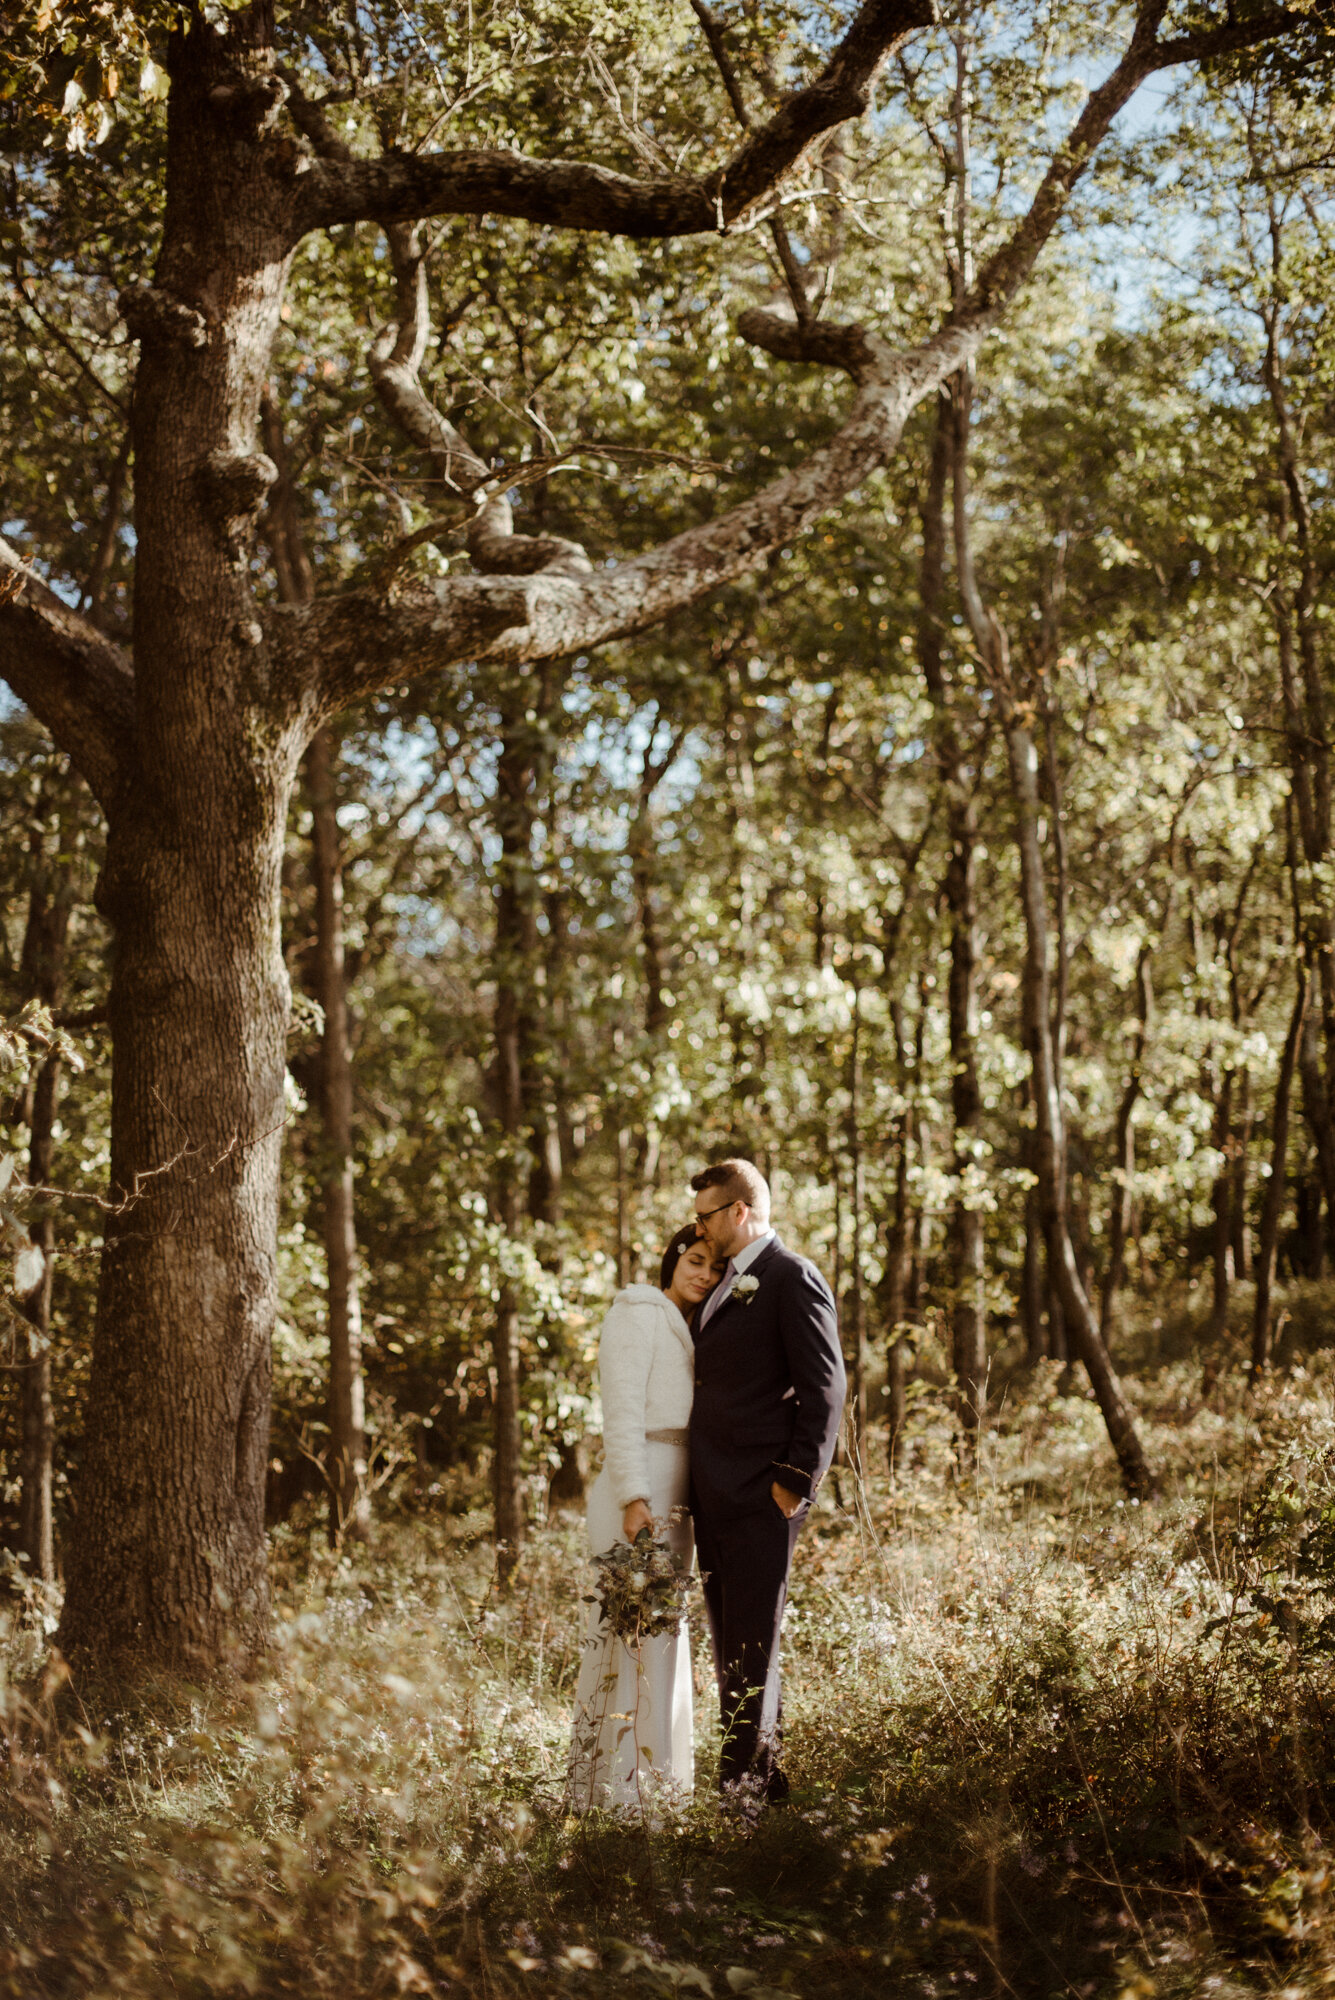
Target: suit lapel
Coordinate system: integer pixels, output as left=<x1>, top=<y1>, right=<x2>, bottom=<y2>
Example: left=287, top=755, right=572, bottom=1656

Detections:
left=699, top=1235, right=784, bottom=1333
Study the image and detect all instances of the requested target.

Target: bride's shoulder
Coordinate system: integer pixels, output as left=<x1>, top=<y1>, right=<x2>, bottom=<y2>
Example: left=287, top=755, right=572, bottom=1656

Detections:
left=612, top=1283, right=665, bottom=1308
left=601, top=1284, right=669, bottom=1334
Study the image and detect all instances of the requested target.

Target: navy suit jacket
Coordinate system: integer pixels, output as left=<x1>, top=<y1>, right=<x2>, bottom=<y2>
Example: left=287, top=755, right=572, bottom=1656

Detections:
left=688, top=1235, right=846, bottom=1519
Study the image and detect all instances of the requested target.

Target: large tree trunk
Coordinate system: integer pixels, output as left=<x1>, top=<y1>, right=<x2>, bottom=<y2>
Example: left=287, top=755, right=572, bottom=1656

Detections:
left=306, top=727, right=369, bottom=1543
left=56, top=24, right=300, bottom=1674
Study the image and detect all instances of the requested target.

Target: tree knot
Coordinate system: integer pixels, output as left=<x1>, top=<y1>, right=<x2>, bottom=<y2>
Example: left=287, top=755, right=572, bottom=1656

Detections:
left=119, top=284, right=209, bottom=350
left=208, top=71, right=290, bottom=136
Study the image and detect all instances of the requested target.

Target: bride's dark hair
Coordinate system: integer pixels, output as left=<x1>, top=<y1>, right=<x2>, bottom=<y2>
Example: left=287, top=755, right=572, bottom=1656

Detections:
left=660, top=1225, right=705, bottom=1291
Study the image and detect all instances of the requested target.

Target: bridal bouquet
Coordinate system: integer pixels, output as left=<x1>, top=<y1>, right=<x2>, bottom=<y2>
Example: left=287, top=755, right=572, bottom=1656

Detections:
left=588, top=1526, right=694, bottom=1642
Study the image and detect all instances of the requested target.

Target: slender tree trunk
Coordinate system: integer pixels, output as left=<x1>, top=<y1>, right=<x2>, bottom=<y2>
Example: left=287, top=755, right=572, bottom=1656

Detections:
left=1101, top=945, right=1152, bottom=1348
left=1001, top=699, right=1156, bottom=1493
left=948, top=387, right=1154, bottom=1492
left=1297, top=1003, right=1332, bottom=1278
left=1253, top=965, right=1306, bottom=1384
left=882, top=994, right=920, bottom=1471
left=17, top=826, right=73, bottom=1584
left=1231, top=1068, right=1254, bottom=1283
left=83, top=426, right=132, bottom=634
left=306, top=727, right=368, bottom=1542
left=1021, top=1164, right=1046, bottom=1363
left=488, top=677, right=556, bottom=1577
left=264, top=391, right=369, bottom=1543
left=846, top=979, right=867, bottom=1450
left=918, top=385, right=987, bottom=1449
left=883, top=1115, right=912, bottom=1471
left=1208, top=1068, right=1236, bottom=1345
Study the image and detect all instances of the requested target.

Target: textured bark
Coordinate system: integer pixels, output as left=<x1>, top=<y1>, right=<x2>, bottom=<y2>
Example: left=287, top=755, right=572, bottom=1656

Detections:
left=54, top=23, right=307, bottom=1675
left=295, top=0, right=935, bottom=239
left=1253, top=966, right=1306, bottom=1383
left=306, top=728, right=369, bottom=1543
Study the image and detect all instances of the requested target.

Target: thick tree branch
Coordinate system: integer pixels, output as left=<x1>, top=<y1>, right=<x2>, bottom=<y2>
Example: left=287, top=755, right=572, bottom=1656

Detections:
left=0, top=542, right=134, bottom=806
left=294, top=0, right=935, bottom=240
left=276, top=337, right=933, bottom=712
left=738, top=306, right=886, bottom=377
left=281, top=0, right=1321, bottom=718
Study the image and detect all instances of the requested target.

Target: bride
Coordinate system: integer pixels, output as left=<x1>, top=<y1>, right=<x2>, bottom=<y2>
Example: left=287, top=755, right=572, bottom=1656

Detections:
left=565, top=1227, right=722, bottom=1813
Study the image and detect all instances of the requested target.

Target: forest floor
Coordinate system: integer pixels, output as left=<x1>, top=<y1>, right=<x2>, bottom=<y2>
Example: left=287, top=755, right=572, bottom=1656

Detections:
left=4, top=1313, right=1335, bottom=1998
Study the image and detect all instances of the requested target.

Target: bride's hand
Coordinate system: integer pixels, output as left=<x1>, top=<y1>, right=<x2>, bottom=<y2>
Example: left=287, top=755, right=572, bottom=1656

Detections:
left=622, top=1498, right=654, bottom=1540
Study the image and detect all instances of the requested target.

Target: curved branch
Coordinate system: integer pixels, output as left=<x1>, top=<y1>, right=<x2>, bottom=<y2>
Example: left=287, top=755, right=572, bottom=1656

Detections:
left=367, top=222, right=592, bottom=577
left=0, top=543, right=134, bottom=807
left=295, top=0, right=935, bottom=240
left=277, top=333, right=939, bottom=713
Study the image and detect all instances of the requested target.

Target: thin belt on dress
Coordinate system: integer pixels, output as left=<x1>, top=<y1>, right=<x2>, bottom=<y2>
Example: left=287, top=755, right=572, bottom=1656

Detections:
left=644, top=1427, right=688, bottom=1445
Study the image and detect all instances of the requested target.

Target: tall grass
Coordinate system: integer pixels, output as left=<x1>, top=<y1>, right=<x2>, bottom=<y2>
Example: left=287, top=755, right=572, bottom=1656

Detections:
left=3, top=1348, right=1334, bottom=1997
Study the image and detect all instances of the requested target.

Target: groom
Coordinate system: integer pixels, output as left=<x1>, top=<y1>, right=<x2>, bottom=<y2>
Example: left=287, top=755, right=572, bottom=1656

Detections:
left=688, top=1158, right=846, bottom=1806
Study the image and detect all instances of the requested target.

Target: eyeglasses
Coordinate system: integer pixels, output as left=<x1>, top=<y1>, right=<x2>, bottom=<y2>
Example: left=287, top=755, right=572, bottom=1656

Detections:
left=693, top=1198, right=746, bottom=1225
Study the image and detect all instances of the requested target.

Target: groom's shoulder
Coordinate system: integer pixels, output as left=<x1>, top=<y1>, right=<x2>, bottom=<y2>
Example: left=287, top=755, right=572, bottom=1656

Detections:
left=767, top=1239, right=835, bottom=1300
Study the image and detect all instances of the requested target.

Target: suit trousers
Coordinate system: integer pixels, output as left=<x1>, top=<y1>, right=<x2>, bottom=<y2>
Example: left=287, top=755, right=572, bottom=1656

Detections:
left=693, top=1495, right=807, bottom=1794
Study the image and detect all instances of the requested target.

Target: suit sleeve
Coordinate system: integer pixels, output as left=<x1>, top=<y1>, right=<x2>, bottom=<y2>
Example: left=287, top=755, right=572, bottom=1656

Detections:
left=772, top=1260, right=846, bottom=1500
left=598, top=1302, right=655, bottom=1512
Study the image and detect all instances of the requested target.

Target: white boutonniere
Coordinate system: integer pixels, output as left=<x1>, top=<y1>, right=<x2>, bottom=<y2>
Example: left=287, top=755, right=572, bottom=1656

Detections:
left=731, top=1275, right=761, bottom=1306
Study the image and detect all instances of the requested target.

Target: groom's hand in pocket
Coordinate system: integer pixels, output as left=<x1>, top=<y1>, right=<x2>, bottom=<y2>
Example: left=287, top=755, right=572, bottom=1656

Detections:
left=770, top=1482, right=804, bottom=1518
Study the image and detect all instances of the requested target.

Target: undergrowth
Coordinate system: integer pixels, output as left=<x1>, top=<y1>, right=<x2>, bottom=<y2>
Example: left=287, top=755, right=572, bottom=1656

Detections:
left=3, top=1347, right=1335, bottom=1999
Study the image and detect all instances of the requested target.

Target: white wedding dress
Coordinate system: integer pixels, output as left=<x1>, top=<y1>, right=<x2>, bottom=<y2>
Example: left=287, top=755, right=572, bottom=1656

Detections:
left=566, top=1283, right=695, bottom=1814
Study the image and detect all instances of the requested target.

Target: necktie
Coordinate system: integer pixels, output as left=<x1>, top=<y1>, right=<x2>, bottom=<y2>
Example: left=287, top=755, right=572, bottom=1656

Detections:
left=700, top=1258, right=735, bottom=1330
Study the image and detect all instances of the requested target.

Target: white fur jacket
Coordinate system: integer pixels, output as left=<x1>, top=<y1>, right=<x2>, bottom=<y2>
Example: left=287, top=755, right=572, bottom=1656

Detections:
left=597, top=1284, right=694, bottom=1509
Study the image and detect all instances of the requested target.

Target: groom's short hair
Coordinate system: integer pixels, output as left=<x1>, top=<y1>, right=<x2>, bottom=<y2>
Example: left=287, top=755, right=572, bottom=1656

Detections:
left=691, top=1157, right=770, bottom=1222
